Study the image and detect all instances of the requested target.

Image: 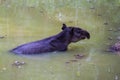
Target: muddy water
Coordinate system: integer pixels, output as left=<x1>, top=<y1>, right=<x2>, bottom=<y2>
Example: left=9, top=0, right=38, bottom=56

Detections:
left=0, top=0, right=120, bottom=80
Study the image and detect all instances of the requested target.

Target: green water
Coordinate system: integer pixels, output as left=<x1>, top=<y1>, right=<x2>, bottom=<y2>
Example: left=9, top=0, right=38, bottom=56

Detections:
left=0, top=0, right=120, bottom=80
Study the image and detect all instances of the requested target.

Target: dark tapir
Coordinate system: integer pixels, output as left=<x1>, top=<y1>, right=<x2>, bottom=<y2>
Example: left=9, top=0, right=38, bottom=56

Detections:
left=10, top=24, right=90, bottom=54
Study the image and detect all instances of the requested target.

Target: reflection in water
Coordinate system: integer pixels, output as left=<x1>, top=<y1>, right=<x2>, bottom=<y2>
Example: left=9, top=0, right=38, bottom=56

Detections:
left=0, top=0, right=120, bottom=80
left=86, top=48, right=95, bottom=62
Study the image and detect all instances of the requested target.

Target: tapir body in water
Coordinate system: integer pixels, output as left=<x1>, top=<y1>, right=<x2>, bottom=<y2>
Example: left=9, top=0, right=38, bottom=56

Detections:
left=10, top=24, right=90, bottom=54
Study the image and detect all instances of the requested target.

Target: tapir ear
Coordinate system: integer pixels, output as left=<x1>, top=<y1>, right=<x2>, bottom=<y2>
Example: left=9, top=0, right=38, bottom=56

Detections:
left=62, top=23, right=67, bottom=30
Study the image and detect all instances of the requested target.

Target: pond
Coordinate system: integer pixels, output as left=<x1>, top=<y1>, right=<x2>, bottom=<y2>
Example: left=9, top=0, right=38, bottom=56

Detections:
left=0, top=0, right=120, bottom=80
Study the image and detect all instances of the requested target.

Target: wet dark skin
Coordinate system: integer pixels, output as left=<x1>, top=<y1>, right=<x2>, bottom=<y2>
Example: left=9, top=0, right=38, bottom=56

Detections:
left=10, top=24, right=90, bottom=54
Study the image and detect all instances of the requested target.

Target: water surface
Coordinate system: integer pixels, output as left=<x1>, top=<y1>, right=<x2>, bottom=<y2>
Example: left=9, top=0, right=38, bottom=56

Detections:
left=0, top=0, right=120, bottom=80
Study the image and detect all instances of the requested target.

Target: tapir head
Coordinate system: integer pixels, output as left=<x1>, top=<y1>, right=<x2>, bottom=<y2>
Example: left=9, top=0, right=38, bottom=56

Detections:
left=62, top=24, right=90, bottom=42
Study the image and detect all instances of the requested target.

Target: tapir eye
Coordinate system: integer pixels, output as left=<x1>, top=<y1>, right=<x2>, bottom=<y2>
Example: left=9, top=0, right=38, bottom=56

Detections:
left=76, top=29, right=81, bottom=33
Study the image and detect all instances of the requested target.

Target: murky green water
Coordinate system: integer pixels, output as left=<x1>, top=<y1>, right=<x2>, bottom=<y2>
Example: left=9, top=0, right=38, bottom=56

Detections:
left=0, top=0, right=120, bottom=80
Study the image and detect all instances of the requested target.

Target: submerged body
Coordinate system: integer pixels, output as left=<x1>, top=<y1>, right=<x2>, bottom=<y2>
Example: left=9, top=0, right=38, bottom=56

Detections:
left=11, top=24, right=90, bottom=54
left=11, top=35, right=68, bottom=54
